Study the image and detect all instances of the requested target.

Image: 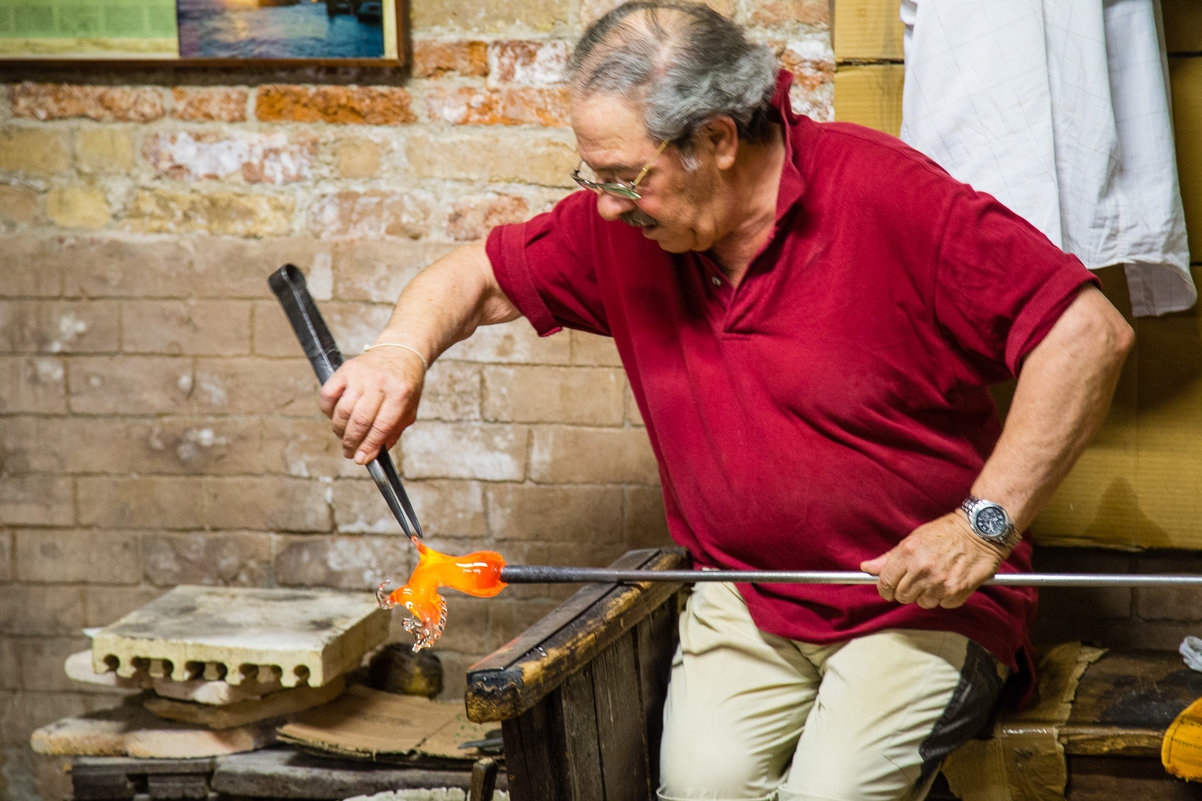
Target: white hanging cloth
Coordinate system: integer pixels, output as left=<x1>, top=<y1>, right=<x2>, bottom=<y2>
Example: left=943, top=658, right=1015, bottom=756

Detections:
left=898, top=0, right=1194, bottom=317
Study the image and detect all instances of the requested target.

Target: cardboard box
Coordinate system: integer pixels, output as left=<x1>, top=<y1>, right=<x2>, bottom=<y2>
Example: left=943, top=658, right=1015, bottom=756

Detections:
left=277, top=684, right=496, bottom=762
left=832, top=64, right=904, bottom=135
left=833, top=0, right=904, bottom=60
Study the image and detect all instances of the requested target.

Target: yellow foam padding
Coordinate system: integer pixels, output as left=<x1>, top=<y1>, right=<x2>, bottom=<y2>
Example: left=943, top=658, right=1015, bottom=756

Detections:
left=1163, top=696, right=1202, bottom=781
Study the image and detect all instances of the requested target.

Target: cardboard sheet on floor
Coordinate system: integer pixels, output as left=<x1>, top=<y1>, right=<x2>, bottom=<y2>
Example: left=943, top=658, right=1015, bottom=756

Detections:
left=277, top=685, right=495, bottom=762
left=941, top=641, right=1106, bottom=801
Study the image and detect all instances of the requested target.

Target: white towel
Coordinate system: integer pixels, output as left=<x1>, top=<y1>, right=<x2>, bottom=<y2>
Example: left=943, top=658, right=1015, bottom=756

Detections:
left=898, top=0, right=1194, bottom=317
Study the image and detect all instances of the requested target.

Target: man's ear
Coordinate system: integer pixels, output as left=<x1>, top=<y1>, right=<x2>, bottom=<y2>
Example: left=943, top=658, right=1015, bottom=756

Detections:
left=703, top=116, right=739, bottom=170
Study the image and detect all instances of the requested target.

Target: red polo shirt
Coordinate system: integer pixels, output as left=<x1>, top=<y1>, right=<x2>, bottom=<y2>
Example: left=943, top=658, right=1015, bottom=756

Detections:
left=486, top=72, right=1097, bottom=672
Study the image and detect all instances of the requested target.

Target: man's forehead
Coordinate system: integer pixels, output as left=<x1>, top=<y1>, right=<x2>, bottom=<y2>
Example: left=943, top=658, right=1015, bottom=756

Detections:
left=571, top=93, right=655, bottom=168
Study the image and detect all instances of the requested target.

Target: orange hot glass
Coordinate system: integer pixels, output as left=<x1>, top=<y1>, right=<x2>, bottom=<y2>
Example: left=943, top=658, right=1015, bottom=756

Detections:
left=376, top=536, right=508, bottom=652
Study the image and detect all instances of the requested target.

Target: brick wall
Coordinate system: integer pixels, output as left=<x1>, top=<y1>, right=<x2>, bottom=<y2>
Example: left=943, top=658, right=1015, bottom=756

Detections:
left=0, top=3, right=834, bottom=798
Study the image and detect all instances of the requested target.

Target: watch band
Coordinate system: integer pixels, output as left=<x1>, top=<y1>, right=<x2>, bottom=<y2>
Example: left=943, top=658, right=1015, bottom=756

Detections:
left=960, top=495, right=1020, bottom=549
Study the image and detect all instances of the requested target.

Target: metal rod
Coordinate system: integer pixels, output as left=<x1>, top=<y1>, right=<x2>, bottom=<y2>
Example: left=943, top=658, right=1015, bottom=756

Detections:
left=499, top=565, right=1202, bottom=588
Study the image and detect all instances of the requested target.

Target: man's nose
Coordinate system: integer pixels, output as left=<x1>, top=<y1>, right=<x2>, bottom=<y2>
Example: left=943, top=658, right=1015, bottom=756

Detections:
left=596, top=191, right=637, bottom=222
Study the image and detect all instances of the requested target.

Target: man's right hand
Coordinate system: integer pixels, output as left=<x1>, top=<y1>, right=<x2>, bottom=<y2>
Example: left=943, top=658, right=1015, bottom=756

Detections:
left=316, top=240, right=521, bottom=465
left=319, top=347, right=427, bottom=464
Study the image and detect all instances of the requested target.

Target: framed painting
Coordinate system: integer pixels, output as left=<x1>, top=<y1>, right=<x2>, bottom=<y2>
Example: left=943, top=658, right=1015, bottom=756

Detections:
left=0, top=0, right=405, bottom=64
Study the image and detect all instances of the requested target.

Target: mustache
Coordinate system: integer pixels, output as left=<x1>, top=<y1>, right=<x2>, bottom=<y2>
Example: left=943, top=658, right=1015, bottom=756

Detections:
left=621, top=209, right=658, bottom=227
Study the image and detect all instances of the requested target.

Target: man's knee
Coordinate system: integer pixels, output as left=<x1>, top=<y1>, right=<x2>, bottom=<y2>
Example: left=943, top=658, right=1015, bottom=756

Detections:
left=658, top=734, right=778, bottom=801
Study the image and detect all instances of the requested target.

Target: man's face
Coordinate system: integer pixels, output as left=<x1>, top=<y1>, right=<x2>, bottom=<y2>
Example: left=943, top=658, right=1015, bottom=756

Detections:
left=570, top=94, right=722, bottom=254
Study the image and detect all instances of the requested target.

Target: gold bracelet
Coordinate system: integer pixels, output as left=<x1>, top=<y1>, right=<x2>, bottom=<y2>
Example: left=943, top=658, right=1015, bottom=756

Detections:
left=362, top=342, right=429, bottom=370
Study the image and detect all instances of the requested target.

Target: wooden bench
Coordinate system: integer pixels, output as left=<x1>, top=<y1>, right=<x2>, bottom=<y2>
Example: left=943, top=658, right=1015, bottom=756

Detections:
left=465, top=547, right=688, bottom=801
left=465, top=547, right=1202, bottom=801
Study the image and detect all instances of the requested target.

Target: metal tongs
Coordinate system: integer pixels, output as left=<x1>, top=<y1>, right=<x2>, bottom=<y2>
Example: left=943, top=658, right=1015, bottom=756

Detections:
left=268, top=264, right=424, bottom=540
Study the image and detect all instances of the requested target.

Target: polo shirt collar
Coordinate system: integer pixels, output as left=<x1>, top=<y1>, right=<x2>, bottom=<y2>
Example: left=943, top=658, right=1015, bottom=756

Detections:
left=770, top=69, right=806, bottom=222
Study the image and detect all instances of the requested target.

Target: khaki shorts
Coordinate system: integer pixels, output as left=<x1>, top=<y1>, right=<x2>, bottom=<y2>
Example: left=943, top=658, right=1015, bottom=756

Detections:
left=658, top=581, right=1006, bottom=801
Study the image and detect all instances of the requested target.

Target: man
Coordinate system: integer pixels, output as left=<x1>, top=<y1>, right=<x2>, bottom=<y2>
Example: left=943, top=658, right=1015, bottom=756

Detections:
left=321, top=3, right=1133, bottom=799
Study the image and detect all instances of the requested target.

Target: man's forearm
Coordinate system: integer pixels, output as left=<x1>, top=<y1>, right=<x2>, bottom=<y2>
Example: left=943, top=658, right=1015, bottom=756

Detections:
left=320, top=240, right=521, bottom=463
left=972, top=285, right=1134, bottom=532
left=370, top=240, right=522, bottom=366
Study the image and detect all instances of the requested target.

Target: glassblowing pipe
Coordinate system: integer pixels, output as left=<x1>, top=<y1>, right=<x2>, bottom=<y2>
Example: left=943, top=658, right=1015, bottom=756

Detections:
left=499, top=565, right=1202, bottom=588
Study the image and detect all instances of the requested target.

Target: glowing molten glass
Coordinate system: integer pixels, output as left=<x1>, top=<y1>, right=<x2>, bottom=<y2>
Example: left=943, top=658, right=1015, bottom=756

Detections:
left=376, top=537, right=508, bottom=652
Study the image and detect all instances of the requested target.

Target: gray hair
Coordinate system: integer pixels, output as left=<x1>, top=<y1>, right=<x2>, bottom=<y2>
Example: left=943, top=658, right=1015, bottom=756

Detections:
left=568, top=1, right=779, bottom=166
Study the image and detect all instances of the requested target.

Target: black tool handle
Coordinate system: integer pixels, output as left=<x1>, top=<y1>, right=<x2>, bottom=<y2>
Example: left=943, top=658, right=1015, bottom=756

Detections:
left=268, top=264, right=424, bottom=540
left=268, top=264, right=344, bottom=384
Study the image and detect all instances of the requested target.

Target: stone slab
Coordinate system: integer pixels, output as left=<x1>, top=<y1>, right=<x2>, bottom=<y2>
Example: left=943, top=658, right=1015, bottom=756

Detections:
left=144, top=675, right=346, bottom=729
left=92, top=585, right=390, bottom=688
left=31, top=695, right=277, bottom=758
left=66, top=649, right=283, bottom=704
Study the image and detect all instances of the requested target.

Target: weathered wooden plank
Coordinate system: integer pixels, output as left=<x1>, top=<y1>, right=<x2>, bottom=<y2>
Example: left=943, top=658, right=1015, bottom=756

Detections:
left=211, top=747, right=478, bottom=797
left=592, top=632, right=652, bottom=801
left=503, top=697, right=563, bottom=801
left=72, top=757, right=215, bottom=801
left=1062, top=650, right=1202, bottom=757
left=1065, top=756, right=1202, bottom=800
left=560, top=665, right=604, bottom=801
left=466, top=547, right=689, bottom=722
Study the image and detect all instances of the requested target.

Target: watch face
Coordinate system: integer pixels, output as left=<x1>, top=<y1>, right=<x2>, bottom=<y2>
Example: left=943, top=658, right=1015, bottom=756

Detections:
left=976, top=506, right=1008, bottom=537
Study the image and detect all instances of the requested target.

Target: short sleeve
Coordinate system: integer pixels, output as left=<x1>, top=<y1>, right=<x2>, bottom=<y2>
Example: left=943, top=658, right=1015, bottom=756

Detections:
left=933, top=184, right=1098, bottom=376
left=486, top=191, right=613, bottom=338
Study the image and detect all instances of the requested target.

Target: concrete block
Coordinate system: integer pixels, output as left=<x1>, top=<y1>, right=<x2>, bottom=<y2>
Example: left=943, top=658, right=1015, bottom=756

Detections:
left=192, top=356, right=322, bottom=416
left=66, top=649, right=281, bottom=703
left=0, top=533, right=10, bottom=582
left=15, top=529, right=140, bottom=584
left=0, top=184, right=38, bottom=225
left=530, top=425, right=659, bottom=484
left=0, top=356, right=68, bottom=414
left=201, top=476, right=330, bottom=532
left=485, top=483, right=622, bottom=542
left=419, top=361, right=483, bottom=422
left=67, top=355, right=191, bottom=416
left=59, top=236, right=193, bottom=299
left=122, top=299, right=252, bottom=356
left=0, top=298, right=121, bottom=354
left=143, top=531, right=273, bottom=588
left=273, top=534, right=414, bottom=590
left=401, top=422, right=527, bottom=481
left=483, top=365, right=624, bottom=425
left=92, top=585, right=389, bottom=688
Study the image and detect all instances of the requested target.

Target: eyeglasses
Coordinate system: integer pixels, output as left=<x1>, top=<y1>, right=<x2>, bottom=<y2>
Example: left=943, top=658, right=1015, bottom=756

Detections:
left=571, top=138, right=670, bottom=200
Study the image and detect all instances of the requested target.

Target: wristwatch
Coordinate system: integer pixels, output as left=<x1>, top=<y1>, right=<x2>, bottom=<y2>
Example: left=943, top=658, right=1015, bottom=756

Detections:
left=960, top=495, right=1020, bottom=549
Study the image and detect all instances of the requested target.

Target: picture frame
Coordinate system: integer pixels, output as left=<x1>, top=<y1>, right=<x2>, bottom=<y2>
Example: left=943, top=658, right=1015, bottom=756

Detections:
left=0, top=0, right=406, bottom=65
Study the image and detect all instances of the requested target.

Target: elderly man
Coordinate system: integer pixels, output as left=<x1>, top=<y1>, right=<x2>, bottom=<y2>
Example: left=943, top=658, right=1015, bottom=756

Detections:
left=321, top=2, right=1133, bottom=799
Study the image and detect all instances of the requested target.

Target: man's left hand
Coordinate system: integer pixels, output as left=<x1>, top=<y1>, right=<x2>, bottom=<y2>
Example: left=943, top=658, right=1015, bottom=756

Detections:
left=859, top=513, right=1008, bottom=609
